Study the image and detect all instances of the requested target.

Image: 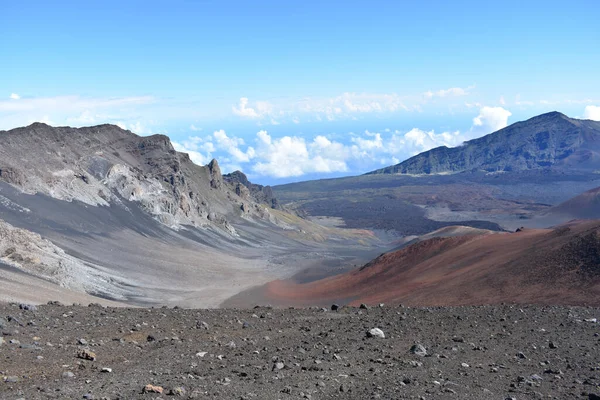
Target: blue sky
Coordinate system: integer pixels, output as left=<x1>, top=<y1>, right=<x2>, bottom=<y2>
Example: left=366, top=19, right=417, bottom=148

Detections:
left=1, top=0, right=599, bottom=184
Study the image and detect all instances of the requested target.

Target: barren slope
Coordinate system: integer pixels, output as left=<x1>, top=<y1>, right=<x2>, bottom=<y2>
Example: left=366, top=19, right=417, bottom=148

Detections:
left=0, top=123, right=385, bottom=306
left=255, top=220, right=600, bottom=307
left=545, top=186, right=600, bottom=219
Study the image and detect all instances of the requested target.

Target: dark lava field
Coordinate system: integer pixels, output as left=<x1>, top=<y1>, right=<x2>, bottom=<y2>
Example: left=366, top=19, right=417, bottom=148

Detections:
left=2, top=302, right=600, bottom=399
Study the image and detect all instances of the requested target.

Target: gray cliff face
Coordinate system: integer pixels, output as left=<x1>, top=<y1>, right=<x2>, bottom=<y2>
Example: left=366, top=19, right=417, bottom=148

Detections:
left=368, top=112, right=600, bottom=175
left=224, top=170, right=280, bottom=210
left=0, top=123, right=276, bottom=232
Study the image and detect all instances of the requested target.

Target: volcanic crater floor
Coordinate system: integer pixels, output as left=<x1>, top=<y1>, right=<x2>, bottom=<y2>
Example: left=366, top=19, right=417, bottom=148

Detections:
left=1, top=303, right=600, bottom=399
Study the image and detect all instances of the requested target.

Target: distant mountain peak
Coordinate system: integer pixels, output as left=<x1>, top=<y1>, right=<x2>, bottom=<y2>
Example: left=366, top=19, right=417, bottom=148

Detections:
left=368, top=112, right=600, bottom=175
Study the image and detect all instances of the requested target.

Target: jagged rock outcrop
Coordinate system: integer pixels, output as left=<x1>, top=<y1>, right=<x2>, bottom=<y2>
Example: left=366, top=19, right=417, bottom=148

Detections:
left=224, top=170, right=280, bottom=209
left=368, top=112, right=600, bottom=175
left=207, top=159, right=223, bottom=189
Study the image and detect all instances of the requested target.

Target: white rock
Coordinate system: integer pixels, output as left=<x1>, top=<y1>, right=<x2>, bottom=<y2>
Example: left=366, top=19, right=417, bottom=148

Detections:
left=196, top=351, right=208, bottom=358
left=367, top=328, right=385, bottom=339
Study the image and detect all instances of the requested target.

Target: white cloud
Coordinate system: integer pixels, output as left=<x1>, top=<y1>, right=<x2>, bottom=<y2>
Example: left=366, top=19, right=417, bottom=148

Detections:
left=584, top=105, right=600, bottom=121
left=399, top=128, right=462, bottom=154
left=9, top=93, right=20, bottom=100
left=472, top=106, right=512, bottom=135
left=252, top=131, right=348, bottom=177
left=114, top=121, right=152, bottom=135
left=0, top=94, right=156, bottom=131
left=173, top=105, right=513, bottom=178
left=213, top=129, right=255, bottom=162
left=190, top=124, right=202, bottom=131
left=232, top=97, right=273, bottom=119
left=233, top=87, right=476, bottom=124
left=424, top=86, right=471, bottom=99
left=172, top=141, right=210, bottom=166
left=351, top=132, right=384, bottom=157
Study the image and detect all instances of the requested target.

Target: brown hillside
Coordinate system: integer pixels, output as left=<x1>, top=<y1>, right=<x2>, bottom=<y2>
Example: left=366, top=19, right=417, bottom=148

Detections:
left=547, top=186, right=600, bottom=219
left=262, top=220, right=600, bottom=307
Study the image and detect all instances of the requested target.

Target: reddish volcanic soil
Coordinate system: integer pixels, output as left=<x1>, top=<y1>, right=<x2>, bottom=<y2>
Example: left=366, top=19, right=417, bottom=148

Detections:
left=245, top=220, right=600, bottom=307
left=547, top=186, right=600, bottom=219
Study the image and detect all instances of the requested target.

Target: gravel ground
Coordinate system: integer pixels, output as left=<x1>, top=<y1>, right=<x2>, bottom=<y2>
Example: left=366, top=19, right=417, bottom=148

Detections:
left=1, top=303, right=600, bottom=399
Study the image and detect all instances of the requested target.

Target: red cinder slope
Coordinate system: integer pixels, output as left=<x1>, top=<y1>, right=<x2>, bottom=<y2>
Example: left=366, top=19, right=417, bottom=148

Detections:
left=264, top=220, right=600, bottom=306
left=547, top=187, right=600, bottom=219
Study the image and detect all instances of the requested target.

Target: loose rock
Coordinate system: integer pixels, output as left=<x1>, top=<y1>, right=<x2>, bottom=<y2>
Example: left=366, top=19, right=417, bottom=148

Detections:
left=366, top=328, right=385, bottom=338
left=410, top=344, right=427, bottom=357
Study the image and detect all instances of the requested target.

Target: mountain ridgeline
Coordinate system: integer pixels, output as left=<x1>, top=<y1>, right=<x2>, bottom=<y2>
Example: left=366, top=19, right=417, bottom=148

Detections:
left=368, top=111, right=600, bottom=175
left=0, top=122, right=278, bottom=232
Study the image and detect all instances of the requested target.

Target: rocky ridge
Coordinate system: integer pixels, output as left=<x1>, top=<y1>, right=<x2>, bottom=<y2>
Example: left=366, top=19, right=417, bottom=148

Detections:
left=369, top=111, right=600, bottom=175
left=224, top=170, right=280, bottom=210
left=0, top=123, right=277, bottom=233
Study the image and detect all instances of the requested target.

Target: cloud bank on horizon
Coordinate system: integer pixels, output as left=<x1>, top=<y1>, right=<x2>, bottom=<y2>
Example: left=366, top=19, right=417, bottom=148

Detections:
left=171, top=105, right=514, bottom=178
left=2, top=90, right=599, bottom=182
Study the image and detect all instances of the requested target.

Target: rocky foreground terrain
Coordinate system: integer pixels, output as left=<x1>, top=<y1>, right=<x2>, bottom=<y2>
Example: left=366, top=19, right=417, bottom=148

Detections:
left=2, top=302, right=600, bottom=399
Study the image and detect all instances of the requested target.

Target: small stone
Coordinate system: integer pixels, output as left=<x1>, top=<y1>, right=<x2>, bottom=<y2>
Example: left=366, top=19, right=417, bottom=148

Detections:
left=410, top=344, right=428, bottom=357
left=169, top=387, right=186, bottom=396
left=359, top=303, right=368, bottom=309
left=77, top=349, right=97, bottom=361
left=196, top=351, right=208, bottom=357
left=196, top=321, right=209, bottom=330
left=273, top=362, right=285, bottom=371
left=366, top=328, right=385, bottom=339
left=4, top=376, right=19, bottom=383
left=78, top=338, right=88, bottom=345
left=530, top=374, right=543, bottom=381
left=549, top=341, right=558, bottom=349
left=143, top=384, right=164, bottom=394
left=461, top=362, right=470, bottom=368
left=516, top=352, right=527, bottom=359
left=20, top=344, right=41, bottom=350
left=19, top=303, right=37, bottom=311
left=101, top=368, right=112, bottom=373
left=62, top=371, right=75, bottom=379
left=331, top=304, right=339, bottom=311
left=83, top=393, right=94, bottom=399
